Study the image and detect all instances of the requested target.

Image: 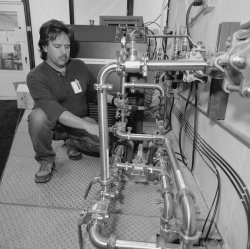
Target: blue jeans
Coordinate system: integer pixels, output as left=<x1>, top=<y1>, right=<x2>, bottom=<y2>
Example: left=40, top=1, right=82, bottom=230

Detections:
left=28, top=108, right=100, bottom=164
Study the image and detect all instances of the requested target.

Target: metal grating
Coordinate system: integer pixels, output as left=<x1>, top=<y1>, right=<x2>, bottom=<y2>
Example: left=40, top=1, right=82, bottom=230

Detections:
left=0, top=204, right=80, bottom=249
left=0, top=113, right=222, bottom=249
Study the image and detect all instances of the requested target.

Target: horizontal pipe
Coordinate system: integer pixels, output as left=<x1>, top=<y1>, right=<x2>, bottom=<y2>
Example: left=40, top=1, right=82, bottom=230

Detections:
left=147, top=61, right=208, bottom=71
left=89, top=222, right=180, bottom=249
left=115, top=130, right=165, bottom=141
left=124, top=82, right=165, bottom=96
left=116, top=162, right=162, bottom=174
left=115, top=239, right=161, bottom=249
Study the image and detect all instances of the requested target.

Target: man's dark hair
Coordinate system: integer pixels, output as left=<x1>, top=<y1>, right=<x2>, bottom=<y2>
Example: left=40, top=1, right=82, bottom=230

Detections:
left=38, top=19, right=74, bottom=60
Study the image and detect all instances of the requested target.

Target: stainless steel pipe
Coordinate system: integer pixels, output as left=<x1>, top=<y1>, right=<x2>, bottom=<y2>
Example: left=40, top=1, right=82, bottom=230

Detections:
left=115, top=129, right=165, bottom=141
left=122, top=60, right=208, bottom=73
left=163, top=138, right=198, bottom=244
left=89, top=221, right=181, bottom=249
left=146, top=61, right=207, bottom=72
left=123, top=82, right=165, bottom=97
left=97, top=62, right=118, bottom=187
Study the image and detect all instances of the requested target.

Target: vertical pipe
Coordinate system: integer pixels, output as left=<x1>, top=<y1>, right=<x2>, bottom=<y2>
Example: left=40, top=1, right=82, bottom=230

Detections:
left=127, top=0, right=134, bottom=16
left=163, top=138, right=198, bottom=246
left=22, top=0, right=35, bottom=69
left=97, top=63, right=118, bottom=188
left=121, top=75, right=126, bottom=123
left=69, top=0, right=75, bottom=24
left=97, top=88, right=110, bottom=185
left=161, top=175, right=174, bottom=220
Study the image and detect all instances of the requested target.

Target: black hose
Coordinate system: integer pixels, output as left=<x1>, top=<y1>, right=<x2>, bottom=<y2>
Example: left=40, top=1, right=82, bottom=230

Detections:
left=186, top=2, right=194, bottom=40
left=179, top=110, right=250, bottom=248
left=185, top=0, right=206, bottom=49
left=191, top=82, right=198, bottom=172
left=178, top=83, right=193, bottom=168
left=183, top=120, right=221, bottom=240
left=168, top=94, right=175, bottom=130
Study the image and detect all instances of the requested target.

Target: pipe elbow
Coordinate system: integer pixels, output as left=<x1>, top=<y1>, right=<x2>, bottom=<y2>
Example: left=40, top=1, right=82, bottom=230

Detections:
left=180, top=194, right=197, bottom=236
left=89, top=222, right=110, bottom=249
left=97, top=62, right=119, bottom=86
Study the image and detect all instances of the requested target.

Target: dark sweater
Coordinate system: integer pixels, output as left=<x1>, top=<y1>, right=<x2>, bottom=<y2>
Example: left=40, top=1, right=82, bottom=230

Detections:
left=27, top=59, right=97, bottom=123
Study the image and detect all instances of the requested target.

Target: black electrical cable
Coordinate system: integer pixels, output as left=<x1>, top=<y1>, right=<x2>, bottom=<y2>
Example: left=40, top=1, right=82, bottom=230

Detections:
left=144, top=2, right=169, bottom=27
left=174, top=105, right=250, bottom=248
left=181, top=113, right=250, bottom=248
left=168, top=94, right=175, bottom=130
left=198, top=144, right=250, bottom=246
left=147, top=29, right=158, bottom=59
left=191, top=81, right=198, bottom=172
left=183, top=117, right=250, bottom=207
left=175, top=104, right=250, bottom=206
left=198, top=142, right=250, bottom=248
left=186, top=2, right=194, bottom=40
left=204, top=164, right=221, bottom=241
left=178, top=83, right=193, bottom=168
left=185, top=0, right=206, bottom=49
left=183, top=120, right=221, bottom=240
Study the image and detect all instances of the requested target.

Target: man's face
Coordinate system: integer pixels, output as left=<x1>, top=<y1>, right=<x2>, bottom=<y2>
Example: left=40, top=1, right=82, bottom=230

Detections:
left=44, top=32, right=70, bottom=68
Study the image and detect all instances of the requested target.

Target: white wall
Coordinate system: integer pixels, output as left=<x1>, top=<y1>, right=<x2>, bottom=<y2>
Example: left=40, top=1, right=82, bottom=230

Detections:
left=74, top=0, right=126, bottom=25
left=0, top=0, right=30, bottom=99
left=29, top=0, right=70, bottom=66
left=74, top=0, right=166, bottom=33
left=168, top=0, right=250, bottom=248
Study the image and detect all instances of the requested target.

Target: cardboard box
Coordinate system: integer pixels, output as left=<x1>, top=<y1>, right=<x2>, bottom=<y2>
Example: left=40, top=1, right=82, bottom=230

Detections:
left=15, top=83, right=34, bottom=109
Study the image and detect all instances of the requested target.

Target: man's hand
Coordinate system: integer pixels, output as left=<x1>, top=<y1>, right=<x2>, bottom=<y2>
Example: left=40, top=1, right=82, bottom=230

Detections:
left=82, top=117, right=99, bottom=137
left=58, top=111, right=99, bottom=137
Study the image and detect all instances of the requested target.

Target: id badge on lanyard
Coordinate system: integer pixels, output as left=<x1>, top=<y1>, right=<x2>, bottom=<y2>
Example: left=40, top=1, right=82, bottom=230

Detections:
left=71, top=79, right=82, bottom=94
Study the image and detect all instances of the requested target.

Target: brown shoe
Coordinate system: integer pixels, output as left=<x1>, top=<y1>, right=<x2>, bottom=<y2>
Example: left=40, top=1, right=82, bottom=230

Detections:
left=35, top=161, right=55, bottom=183
left=66, top=139, right=82, bottom=160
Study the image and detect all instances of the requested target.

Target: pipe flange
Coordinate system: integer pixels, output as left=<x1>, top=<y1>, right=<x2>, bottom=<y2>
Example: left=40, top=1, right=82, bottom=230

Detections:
left=97, top=176, right=114, bottom=186
left=179, top=230, right=202, bottom=244
left=161, top=189, right=174, bottom=198
left=176, top=189, right=195, bottom=204
left=108, top=233, right=117, bottom=249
